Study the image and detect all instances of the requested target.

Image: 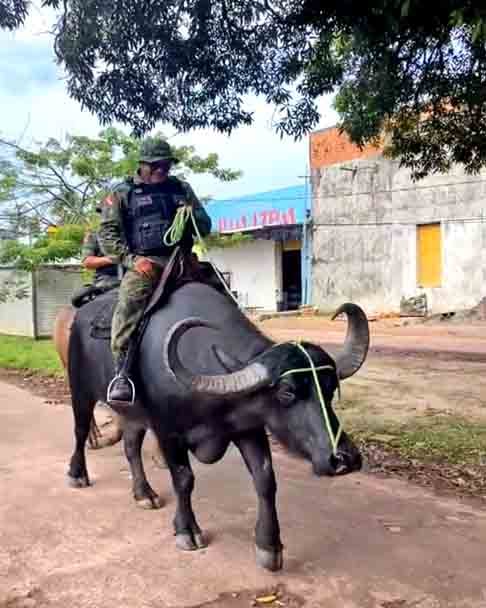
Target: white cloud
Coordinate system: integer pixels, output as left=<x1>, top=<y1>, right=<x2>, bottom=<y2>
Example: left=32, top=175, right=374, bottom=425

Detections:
left=0, top=4, right=339, bottom=199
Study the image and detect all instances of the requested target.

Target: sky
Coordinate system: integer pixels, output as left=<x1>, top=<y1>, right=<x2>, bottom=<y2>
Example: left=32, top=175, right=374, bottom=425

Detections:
left=0, top=4, right=339, bottom=200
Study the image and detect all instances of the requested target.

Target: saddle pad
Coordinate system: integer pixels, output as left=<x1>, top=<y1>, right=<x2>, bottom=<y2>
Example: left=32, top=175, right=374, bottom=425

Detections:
left=90, top=296, right=117, bottom=340
left=88, top=261, right=234, bottom=341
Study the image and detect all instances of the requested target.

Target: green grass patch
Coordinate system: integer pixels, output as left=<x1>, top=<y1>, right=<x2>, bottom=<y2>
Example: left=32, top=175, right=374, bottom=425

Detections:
left=348, top=415, right=486, bottom=465
left=0, top=335, right=62, bottom=375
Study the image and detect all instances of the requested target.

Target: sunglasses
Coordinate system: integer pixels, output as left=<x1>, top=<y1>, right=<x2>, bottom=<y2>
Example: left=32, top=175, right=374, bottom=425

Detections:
left=149, top=160, right=171, bottom=172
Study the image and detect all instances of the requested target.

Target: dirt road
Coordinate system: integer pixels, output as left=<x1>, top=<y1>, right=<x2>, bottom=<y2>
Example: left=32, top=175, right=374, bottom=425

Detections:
left=1, top=380, right=486, bottom=608
left=260, top=316, right=486, bottom=360
left=262, top=317, right=486, bottom=423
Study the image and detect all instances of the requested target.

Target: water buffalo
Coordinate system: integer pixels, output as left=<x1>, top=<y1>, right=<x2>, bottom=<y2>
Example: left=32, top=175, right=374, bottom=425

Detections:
left=65, top=281, right=369, bottom=571
left=53, top=305, right=123, bottom=449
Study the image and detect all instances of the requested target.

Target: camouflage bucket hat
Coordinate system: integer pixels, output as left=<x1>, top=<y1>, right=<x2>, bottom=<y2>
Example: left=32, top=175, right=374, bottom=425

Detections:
left=139, top=137, right=178, bottom=163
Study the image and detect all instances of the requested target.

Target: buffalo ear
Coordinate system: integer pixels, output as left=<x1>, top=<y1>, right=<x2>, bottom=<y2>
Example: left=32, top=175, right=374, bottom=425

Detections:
left=276, top=383, right=296, bottom=407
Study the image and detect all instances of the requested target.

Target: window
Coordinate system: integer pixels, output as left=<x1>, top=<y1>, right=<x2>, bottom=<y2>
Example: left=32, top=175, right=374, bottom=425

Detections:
left=417, top=223, right=442, bottom=287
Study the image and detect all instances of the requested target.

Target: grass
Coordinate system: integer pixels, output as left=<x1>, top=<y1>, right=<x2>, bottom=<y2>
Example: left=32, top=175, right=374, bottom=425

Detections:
left=0, top=335, right=62, bottom=375
left=1, top=333, right=484, bottom=469
left=348, top=415, right=486, bottom=465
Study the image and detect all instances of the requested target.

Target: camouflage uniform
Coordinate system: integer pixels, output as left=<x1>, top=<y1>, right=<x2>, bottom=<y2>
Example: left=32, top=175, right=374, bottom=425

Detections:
left=98, top=137, right=211, bottom=404
left=81, top=231, right=119, bottom=289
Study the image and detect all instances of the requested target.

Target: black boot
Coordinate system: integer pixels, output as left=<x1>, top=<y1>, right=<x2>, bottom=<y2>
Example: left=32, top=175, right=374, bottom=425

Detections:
left=107, top=352, right=135, bottom=406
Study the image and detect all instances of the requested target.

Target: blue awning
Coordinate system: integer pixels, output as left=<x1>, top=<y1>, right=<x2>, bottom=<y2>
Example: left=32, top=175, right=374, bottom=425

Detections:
left=205, top=185, right=306, bottom=234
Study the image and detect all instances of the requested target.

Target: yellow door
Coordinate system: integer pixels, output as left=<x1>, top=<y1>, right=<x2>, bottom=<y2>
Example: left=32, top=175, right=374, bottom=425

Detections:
left=417, top=223, right=442, bottom=287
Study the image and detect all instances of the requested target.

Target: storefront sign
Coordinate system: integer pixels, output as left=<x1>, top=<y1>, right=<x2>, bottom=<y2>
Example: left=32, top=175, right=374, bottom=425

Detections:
left=206, top=185, right=306, bottom=234
left=217, top=207, right=297, bottom=233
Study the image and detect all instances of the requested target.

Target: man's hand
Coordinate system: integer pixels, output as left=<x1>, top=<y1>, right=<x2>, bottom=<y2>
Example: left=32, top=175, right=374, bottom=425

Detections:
left=134, top=256, right=156, bottom=278
left=83, top=256, right=116, bottom=270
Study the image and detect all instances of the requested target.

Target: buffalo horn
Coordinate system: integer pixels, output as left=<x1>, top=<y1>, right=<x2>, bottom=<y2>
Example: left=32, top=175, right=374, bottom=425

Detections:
left=331, top=303, right=370, bottom=380
left=165, top=317, right=272, bottom=397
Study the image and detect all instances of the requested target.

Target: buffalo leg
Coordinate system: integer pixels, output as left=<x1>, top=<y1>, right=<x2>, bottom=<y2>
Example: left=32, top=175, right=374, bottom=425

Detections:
left=234, top=429, right=283, bottom=572
left=67, top=394, right=95, bottom=488
left=123, top=424, right=162, bottom=510
left=88, top=415, right=102, bottom=449
left=163, top=438, right=206, bottom=551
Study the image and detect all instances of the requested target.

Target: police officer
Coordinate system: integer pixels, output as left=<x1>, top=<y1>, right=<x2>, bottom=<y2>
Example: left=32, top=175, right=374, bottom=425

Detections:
left=71, top=207, right=120, bottom=307
left=81, top=213, right=120, bottom=289
left=98, top=137, right=212, bottom=406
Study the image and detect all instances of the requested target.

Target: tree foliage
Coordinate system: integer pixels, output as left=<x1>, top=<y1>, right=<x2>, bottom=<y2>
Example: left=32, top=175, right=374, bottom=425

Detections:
left=0, top=128, right=241, bottom=269
left=0, top=0, right=29, bottom=30
left=33, top=0, right=486, bottom=178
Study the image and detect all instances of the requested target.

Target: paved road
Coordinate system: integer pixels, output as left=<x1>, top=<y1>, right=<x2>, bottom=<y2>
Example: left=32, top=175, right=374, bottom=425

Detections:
left=1, top=381, right=485, bottom=608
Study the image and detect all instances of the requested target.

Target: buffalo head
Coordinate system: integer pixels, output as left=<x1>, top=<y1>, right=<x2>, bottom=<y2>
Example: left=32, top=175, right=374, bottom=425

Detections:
left=165, top=303, right=369, bottom=477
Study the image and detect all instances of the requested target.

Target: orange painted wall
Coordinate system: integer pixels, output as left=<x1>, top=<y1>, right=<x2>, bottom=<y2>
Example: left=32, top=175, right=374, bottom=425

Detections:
left=309, top=127, right=382, bottom=169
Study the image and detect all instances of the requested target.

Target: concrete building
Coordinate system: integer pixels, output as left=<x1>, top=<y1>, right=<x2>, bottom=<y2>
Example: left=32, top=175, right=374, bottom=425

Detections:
left=205, top=185, right=312, bottom=312
left=0, top=265, right=82, bottom=337
left=310, top=127, right=486, bottom=315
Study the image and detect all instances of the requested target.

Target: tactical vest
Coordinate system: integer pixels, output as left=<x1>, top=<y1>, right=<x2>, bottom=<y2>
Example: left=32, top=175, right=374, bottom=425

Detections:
left=123, top=179, right=193, bottom=256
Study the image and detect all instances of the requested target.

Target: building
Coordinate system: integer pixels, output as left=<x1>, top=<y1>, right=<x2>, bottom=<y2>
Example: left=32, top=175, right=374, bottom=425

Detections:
left=205, top=185, right=311, bottom=312
left=309, top=127, right=486, bottom=315
left=0, top=265, right=82, bottom=337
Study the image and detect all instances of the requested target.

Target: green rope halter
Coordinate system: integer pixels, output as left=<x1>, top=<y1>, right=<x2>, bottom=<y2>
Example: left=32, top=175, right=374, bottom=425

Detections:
left=165, top=212, right=343, bottom=454
left=279, top=342, right=343, bottom=456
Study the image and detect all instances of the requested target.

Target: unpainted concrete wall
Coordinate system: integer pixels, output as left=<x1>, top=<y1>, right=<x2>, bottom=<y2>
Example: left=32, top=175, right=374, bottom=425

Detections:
left=0, top=269, right=34, bottom=337
left=312, top=157, right=486, bottom=314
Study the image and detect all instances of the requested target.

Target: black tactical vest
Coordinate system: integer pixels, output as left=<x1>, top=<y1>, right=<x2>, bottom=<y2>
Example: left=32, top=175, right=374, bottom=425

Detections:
left=123, top=179, right=193, bottom=256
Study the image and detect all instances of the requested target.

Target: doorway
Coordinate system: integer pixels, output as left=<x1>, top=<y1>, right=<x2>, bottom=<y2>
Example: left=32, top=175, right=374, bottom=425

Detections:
left=282, top=247, right=302, bottom=311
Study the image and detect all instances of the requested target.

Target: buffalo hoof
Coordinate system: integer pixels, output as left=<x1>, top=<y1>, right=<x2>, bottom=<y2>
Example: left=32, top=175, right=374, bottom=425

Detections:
left=67, top=474, right=90, bottom=488
left=255, top=546, right=283, bottom=572
left=175, top=532, right=207, bottom=551
left=135, top=494, right=163, bottom=510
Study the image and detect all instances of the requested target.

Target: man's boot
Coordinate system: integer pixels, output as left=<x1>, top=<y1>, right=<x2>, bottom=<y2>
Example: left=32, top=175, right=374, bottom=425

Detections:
left=107, top=351, right=135, bottom=406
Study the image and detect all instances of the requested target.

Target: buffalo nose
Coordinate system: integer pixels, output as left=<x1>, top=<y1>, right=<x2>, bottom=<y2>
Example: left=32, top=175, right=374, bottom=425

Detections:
left=330, top=453, right=349, bottom=475
left=331, top=450, right=362, bottom=475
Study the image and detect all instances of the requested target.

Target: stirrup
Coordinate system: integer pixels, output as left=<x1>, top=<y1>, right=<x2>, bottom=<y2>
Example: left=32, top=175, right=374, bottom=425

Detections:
left=106, top=374, right=136, bottom=405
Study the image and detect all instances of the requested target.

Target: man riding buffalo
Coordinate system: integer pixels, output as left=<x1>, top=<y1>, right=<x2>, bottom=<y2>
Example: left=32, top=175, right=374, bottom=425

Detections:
left=98, top=137, right=212, bottom=407
left=71, top=206, right=121, bottom=308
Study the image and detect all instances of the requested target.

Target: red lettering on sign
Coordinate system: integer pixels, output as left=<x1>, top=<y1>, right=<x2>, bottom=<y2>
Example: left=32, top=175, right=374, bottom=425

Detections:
left=267, top=210, right=279, bottom=225
left=259, top=211, right=269, bottom=225
left=217, top=206, right=298, bottom=232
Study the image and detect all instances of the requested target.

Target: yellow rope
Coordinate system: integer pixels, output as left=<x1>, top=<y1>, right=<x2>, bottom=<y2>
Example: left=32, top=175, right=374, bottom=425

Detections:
left=279, top=342, right=343, bottom=456
left=163, top=206, right=193, bottom=247
left=163, top=206, right=237, bottom=304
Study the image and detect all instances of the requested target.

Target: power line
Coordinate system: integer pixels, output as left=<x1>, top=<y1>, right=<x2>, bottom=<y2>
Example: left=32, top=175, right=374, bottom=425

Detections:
left=209, top=176, right=486, bottom=205
left=313, top=215, right=486, bottom=227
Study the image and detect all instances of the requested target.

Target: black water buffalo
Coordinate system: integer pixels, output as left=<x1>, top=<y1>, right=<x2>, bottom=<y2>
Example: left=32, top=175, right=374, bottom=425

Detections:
left=65, top=281, right=369, bottom=571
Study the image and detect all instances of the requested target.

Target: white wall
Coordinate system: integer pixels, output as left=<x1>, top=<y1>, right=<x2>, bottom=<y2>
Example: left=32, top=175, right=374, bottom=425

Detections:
left=205, top=239, right=279, bottom=310
left=35, top=267, right=83, bottom=337
left=0, top=266, right=83, bottom=337
left=0, top=269, right=34, bottom=337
